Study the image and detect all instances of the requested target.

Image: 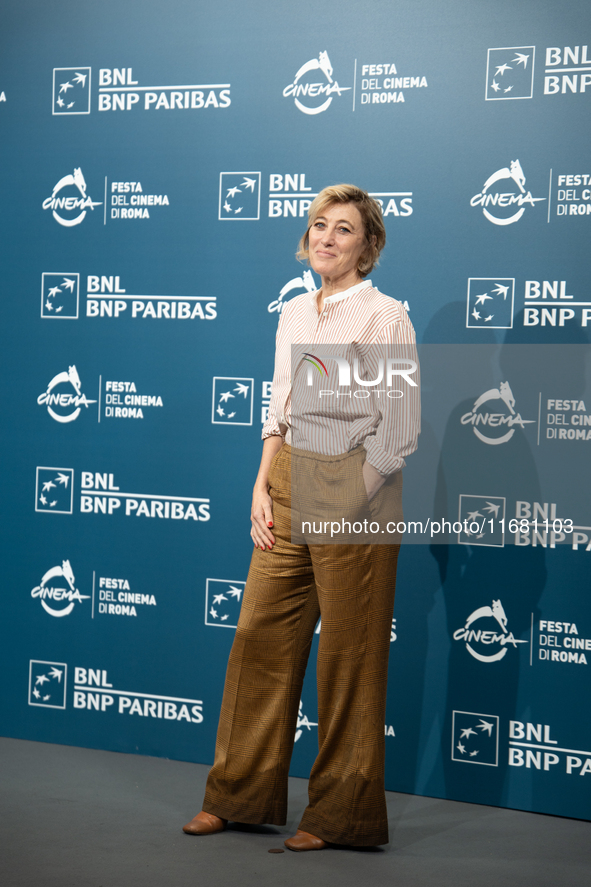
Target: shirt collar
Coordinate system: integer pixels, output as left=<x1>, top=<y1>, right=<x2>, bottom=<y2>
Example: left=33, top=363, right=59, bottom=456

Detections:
left=310, top=279, right=372, bottom=308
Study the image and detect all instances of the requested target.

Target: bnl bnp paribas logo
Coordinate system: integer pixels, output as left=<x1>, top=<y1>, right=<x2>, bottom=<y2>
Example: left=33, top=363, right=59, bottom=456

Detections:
left=52, top=68, right=91, bottom=114
left=212, top=377, right=254, bottom=425
left=457, top=494, right=506, bottom=547
left=29, top=661, right=67, bottom=709
left=205, top=579, right=245, bottom=628
left=218, top=173, right=261, bottom=220
left=28, top=661, right=204, bottom=724
left=466, top=279, right=515, bottom=329
left=35, top=467, right=74, bottom=514
left=452, top=711, right=499, bottom=766
left=52, top=66, right=231, bottom=114
left=470, top=160, right=545, bottom=226
left=41, top=273, right=80, bottom=319
left=283, top=51, right=351, bottom=115
left=485, top=48, right=535, bottom=100
left=219, top=172, right=412, bottom=222
left=485, top=45, right=591, bottom=99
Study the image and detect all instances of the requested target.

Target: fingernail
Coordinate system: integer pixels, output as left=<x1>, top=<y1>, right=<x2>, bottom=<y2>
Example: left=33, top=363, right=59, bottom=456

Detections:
left=268, top=521, right=273, bottom=527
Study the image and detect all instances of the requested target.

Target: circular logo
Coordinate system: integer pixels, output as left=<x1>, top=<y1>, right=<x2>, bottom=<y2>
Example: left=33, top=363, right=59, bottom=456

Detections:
left=453, top=599, right=527, bottom=662
left=31, top=560, right=89, bottom=617
left=283, top=52, right=350, bottom=115
left=37, top=365, right=97, bottom=423
left=42, top=168, right=102, bottom=227
left=470, top=160, right=545, bottom=226
left=461, top=381, right=535, bottom=445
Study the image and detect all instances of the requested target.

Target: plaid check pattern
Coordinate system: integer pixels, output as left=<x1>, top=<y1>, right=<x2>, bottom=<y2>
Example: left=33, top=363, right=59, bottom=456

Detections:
left=203, top=444, right=401, bottom=846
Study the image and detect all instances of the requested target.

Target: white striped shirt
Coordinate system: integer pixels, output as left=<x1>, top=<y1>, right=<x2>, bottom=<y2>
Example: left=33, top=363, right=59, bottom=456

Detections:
left=262, top=280, right=420, bottom=476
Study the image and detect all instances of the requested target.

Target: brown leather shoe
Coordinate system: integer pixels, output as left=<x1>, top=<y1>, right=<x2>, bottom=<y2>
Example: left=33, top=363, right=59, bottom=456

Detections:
left=284, top=829, right=327, bottom=851
left=182, top=811, right=228, bottom=835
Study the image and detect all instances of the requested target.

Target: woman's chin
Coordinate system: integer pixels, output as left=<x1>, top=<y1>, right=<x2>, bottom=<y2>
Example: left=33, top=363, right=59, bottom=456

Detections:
left=310, top=261, right=329, bottom=276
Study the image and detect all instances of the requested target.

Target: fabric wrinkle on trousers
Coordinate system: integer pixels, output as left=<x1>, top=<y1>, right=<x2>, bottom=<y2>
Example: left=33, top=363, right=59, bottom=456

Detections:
left=203, top=444, right=401, bottom=846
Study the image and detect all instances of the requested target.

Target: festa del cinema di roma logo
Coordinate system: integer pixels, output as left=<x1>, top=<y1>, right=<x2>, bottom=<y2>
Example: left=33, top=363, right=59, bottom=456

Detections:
left=42, top=168, right=102, bottom=227
left=283, top=51, right=350, bottom=115
left=454, top=599, right=528, bottom=662
left=37, top=365, right=96, bottom=423
left=470, top=159, right=545, bottom=226
left=31, top=560, right=89, bottom=618
left=461, top=381, right=535, bottom=445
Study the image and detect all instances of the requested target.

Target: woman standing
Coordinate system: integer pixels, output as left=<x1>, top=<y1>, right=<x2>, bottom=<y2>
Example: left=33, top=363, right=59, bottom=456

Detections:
left=183, top=184, right=420, bottom=850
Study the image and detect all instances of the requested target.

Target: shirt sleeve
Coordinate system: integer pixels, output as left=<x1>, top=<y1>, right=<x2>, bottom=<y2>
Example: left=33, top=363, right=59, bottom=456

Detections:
left=261, top=309, right=288, bottom=441
left=362, top=308, right=421, bottom=475
left=262, top=406, right=283, bottom=440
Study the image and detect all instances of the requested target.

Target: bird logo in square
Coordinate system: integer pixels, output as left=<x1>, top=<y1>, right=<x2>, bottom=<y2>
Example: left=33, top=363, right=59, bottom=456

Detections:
left=52, top=67, right=91, bottom=114
left=35, top=467, right=74, bottom=514
left=212, top=377, right=254, bottom=425
left=466, top=279, right=514, bottom=329
left=452, top=711, right=499, bottom=766
left=205, top=579, right=245, bottom=628
left=458, top=495, right=505, bottom=547
left=29, top=660, right=67, bottom=708
left=485, top=47, right=535, bottom=100
left=218, top=172, right=261, bottom=220
left=41, top=273, right=80, bottom=319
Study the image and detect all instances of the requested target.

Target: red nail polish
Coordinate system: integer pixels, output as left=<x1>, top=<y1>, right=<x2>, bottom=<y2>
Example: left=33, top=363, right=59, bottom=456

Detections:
left=268, top=521, right=273, bottom=527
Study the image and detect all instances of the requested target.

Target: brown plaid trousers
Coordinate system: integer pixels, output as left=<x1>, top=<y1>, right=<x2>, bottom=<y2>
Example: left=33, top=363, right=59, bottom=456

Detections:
left=203, top=444, right=401, bottom=846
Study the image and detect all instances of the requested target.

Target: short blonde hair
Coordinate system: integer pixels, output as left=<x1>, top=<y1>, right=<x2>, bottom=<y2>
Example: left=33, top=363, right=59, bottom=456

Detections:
left=296, top=184, right=386, bottom=277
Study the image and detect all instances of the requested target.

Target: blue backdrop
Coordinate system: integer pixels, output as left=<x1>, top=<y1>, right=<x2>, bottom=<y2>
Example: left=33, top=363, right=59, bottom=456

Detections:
left=1, top=0, right=590, bottom=822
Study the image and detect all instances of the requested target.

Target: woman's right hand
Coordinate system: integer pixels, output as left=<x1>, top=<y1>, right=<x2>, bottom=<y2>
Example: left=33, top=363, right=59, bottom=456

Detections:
left=251, top=485, right=276, bottom=550
left=250, top=435, right=283, bottom=550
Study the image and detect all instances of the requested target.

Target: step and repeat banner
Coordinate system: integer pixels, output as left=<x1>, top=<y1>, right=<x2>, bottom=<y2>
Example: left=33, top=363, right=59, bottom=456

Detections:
left=1, top=0, right=590, bottom=822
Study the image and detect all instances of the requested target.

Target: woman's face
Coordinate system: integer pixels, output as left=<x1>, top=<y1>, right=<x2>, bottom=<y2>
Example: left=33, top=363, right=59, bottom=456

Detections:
left=308, top=202, right=367, bottom=283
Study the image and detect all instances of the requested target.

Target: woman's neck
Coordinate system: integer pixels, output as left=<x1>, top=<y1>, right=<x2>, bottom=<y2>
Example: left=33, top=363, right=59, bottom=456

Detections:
left=317, top=274, right=363, bottom=313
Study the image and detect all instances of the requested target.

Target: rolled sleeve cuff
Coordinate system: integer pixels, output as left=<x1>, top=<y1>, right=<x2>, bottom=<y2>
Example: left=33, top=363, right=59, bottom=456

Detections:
left=363, top=438, right=406, bottom=476
left=262, top=410, right=284, bottom=441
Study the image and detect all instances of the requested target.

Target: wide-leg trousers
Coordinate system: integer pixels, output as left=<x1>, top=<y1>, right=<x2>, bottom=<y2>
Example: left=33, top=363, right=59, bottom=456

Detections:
left=203, top=444, right=401, bottom=846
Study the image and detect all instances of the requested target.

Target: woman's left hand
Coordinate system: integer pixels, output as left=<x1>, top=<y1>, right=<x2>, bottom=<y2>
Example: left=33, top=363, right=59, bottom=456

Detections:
left=362, top=461, right=386, bottom=501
